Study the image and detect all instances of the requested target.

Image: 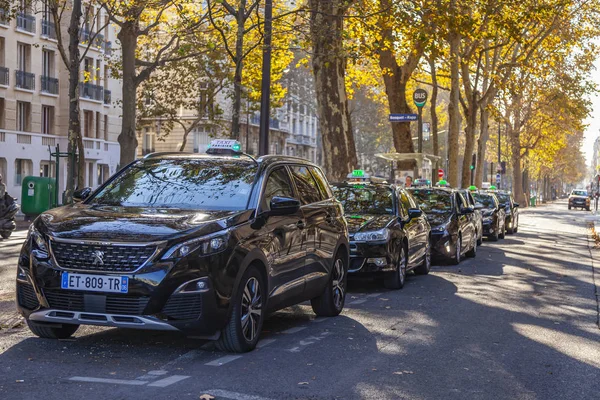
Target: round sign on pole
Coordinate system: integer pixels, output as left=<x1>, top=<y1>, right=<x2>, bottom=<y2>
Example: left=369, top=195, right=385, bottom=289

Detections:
left=438, top=169, right=444, bottom=179
left=413, top=89, right=428, bottom=108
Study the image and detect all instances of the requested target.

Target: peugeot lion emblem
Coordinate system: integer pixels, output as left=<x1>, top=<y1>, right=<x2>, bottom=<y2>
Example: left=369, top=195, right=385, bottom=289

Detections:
left=92, top=250, right=105, bottom=266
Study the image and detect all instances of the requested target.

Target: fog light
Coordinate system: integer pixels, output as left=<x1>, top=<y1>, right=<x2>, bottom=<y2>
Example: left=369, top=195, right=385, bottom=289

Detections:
left=489, top=228, right=495, bottom=233
left=444, top=241, right=451, bottom=253
left=175, top=277, right=210, bottom=294
left=196, top=281, right=207, bottom=290
left=17, top=266, right=28, bottom=282
left=367, top=257, right=386, bottom=267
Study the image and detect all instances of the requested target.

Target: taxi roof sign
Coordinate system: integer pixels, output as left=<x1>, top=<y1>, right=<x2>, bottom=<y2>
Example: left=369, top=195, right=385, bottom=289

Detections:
left=352, top=170, right=365, bottom=177
left=489, top=185, right=497, bottom=190
left=468, top=185, right=477, bottom=191
left=206, top=139, right=242, bottom=155
left=347, top=170, right=370, bottom=182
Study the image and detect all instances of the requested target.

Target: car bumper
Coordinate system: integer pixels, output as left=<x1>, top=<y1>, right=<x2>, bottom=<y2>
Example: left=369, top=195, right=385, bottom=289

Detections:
left=16, top=249, right=227, bottom=336
left=348, top=241, right=395, bottom=274
left=482, top=221, right=496, bottom=236
left=430, top=232, right=455, bottom=258
left=569, top=201, right=588, bottom=207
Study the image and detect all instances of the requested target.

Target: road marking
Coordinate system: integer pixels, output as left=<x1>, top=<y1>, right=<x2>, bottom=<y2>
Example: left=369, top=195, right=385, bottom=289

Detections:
left=285, top=330, right=332, bottom=353
left=69, top=377, right=148, bottom=386
left=349, top=299, right=367, bottom=305
left=205, top=355, right=242, bottom=366
left=158, top=349, right=201, bottom=370
left=282, top=326, right=306, bottom=334
left=147, top=370, right=168, bottom=376
left=147, top=375, right=190, bottom=387
left=256, top=338, right=276, bottom=348
left=366, top=293, right=381, bottom=298
left=207, top=389, right=275, bottom=400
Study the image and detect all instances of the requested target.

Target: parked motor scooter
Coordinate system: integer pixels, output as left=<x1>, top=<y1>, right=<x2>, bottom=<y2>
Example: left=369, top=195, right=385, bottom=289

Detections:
left=0, top=194, right=19, bottom=239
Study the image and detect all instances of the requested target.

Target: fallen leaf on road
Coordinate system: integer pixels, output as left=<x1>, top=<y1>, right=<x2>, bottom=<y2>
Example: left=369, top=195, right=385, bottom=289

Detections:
left=403, top=371, right=414, bottom=374
left=16, top=380, right=24, bottom=383
left=393, top=371, right=403, bottom=375
left=199, top=394, right=215, bottom=400
left=298, top=382, right=309, bottom=385
left=379, top=298, right=389, bottom=301
left=385, top=306, right=391, bottom=309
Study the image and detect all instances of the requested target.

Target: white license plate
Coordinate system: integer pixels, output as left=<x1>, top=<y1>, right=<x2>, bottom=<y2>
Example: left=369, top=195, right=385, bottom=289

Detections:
left=61, top=272, right=129, bottom=293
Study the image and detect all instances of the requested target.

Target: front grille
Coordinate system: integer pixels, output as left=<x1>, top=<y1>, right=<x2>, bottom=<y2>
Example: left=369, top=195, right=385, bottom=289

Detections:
left=44, top=289, right=150, bottom=315
left=17, top=283, right=40, bottom=310
left=161, top=293, right=203, bottom=320
left=50, top=241, right=157, bottom=272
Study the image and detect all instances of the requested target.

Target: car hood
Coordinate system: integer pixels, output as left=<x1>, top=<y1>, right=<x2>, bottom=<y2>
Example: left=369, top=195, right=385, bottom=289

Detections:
left=345, top=214, right=395, bottom=234
left=424, top=212, right=451, bottom=228
left=36, top=204, right=253, bottom=242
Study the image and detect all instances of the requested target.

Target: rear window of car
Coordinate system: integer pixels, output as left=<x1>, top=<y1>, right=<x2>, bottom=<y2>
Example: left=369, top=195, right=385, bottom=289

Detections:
left=409, top=189, right=454, bottom=214
left=332, top=185, right=394, bottom=215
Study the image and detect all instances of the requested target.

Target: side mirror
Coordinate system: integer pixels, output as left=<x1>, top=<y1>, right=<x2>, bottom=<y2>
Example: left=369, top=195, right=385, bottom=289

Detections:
left=408, top=208, right=422, bottom=219
left=269, top=196, right=301, bottom=216
left=460, top=206, right=474, bottom=215
left=513, top=202, right=520, bottom=207
left=73, top=187, right=92, bottom=202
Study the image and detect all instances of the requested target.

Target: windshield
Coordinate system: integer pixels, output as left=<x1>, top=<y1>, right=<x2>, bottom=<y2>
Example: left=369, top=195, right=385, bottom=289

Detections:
left=473, top=193, right=496, bottom=209
left=572, top=190, right=587, bottom=196
left=495, top=193, right=511, bottom=205
left=332, top=185, right=394, bottom=215
left=409, top=189, right=453, bottom=214
left=89, top=158, right=257, bottom=210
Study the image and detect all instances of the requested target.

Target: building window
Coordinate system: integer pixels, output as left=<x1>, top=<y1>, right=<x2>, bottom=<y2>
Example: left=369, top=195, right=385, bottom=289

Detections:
left=104, top=115, right=108, bottom=141
left=17, top=42, right=30, bottom=72
left=88, top=162, right=94, bottom=188
left=42, top=49, right=54, bottom=77
left=193, top=126, right=211, bottom=153
left=15, top=158, right=32, bottom=185
left=97, top=164, right=109, bottom=185
left=0, top=158, right=6, bottom=184
left=0, top=98, right=5, bottom=129
left=95, top=111, right=101, bottom=139
left=40, top=161, right=54, bottom=177
left=42, top=105, right=54, bottom=134
left=16, top=101, right=30, bottom=132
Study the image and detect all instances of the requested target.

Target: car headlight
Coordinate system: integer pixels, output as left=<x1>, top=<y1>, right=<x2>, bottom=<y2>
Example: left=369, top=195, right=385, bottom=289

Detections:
left=28, top=225, right=48, bottom=253
left=162, top=232, right=228, bottom=260
left=354, top=229, right=390, bottom=242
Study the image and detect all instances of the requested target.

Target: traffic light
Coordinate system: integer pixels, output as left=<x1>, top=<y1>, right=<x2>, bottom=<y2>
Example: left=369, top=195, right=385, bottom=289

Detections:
left=470, top=153, right=477, bottom=170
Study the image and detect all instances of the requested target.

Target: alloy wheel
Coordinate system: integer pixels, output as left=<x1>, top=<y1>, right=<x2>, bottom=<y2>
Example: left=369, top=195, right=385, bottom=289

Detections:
left=241, top=277, right=262, bottom=342
left=332, top=258, right=346, bottom=310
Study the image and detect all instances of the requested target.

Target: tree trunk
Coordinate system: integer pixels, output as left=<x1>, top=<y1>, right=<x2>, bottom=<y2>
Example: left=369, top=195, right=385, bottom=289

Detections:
left=309, top=0, right=357, bottom=181
left=510, top=101, right=525, bottom=205
left=118, top=21, right=139, bottom=166
left=447, top=30, right=461, bottom=187
left=380, top=72, right=414, bottom=169
left=429, top=55, right=439, bottom=158
left=475, top=105, right=489, bottom=187
left=65, top=0, right=83, bottom=198
left=231, top=0, right=247, bottom=140
left=460, top=100, right=477, bottom=188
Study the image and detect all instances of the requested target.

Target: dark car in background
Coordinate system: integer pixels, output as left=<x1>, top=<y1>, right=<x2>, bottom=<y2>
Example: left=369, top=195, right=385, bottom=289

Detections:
left=458, top=189, right=483, bottom=246
left=331, top=182, right=431, bottom=289
left=16, top=141, right=349, bottom=353
left=408, top=187, right=477, bottom=264
left=568, top=189, right=590, bottom=211
left=472, top=191, right=506, bottom=241
left=494, top=191, right=520, bottom=234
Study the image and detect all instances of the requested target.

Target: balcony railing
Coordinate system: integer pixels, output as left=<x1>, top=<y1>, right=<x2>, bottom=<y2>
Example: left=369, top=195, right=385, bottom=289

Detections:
left=15, top=70, right=35, bottom=90
left=16, top=12, right=35, bottom=33
left=0, top=66, right=8, bottom=86
left=41, top=76, right=59, bottom=94
left=80, top=28, right=104, bottom=48
left=79, top=82, right=104, bottom=101
left=41, top=19, right=57, bottom=39
left=104, top=89, right=111, bottom=105
left=250, top=115, right=280, bottom=129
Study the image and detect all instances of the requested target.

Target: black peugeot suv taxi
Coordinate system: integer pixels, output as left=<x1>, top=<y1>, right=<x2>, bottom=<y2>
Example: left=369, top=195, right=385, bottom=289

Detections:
left=16, top=140, right=349, bottom=353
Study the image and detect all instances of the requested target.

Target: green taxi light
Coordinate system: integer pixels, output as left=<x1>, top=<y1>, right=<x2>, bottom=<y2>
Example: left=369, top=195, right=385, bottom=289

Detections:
left=353, top=184, right=366, bottom=189
left=468, top=185, right=477, bottom=191
left=439, top=179, right=448, bottom=185
left=352, top=170, right=365, bottom=177
left=489, top=185, right=497, bottom=190
left=470, top=165, right=475, bottom=170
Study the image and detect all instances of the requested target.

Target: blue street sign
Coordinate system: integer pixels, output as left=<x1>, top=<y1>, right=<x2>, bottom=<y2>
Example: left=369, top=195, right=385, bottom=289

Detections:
left=496, top=173, right=501, bottom=182
left=389, top=114, right=418, bottom=122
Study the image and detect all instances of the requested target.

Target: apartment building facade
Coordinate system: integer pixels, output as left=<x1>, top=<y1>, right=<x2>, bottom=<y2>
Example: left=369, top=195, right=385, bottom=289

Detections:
left=137, top=63, right=321, bottom=164
left=0, top=2, right=121, bottom=205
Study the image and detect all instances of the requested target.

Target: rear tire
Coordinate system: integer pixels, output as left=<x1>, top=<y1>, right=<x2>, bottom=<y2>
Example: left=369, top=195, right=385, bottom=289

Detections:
left=568, top=205, right=571, bottom=210
left=384, top=246, right=407, bottom=289
left=216, top=265, right=265, bottom=353
left=26, top=320, right=79, bottom=339
left=466, top=236, right=477, bottom=258
left=499, top=223, right=506, bottom=239
left=0, top=231, right=11, bottom=239
left=414, top=244, right=431, bottom=275
left=311, top=252, right=347, bottom=317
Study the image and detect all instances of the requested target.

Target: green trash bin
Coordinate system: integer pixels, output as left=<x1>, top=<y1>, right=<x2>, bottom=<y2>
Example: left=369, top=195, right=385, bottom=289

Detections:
left=530, top=196, right=536, bottom=207
left=21, top=176, right=57, bottom=217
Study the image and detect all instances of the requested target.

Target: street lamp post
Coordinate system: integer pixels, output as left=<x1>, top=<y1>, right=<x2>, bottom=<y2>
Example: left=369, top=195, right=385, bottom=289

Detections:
left=497, top=122, right=501, bottom=189
left=258, top=0, right=273, bottom=156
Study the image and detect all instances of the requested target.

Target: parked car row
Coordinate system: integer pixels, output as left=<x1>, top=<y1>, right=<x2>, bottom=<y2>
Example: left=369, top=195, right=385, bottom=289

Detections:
left=14, top=141, right=519, bottom=353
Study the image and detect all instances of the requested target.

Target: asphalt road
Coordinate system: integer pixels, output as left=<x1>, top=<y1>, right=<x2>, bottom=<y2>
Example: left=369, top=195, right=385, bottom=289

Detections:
left=0, top=200, right=599, bottom=400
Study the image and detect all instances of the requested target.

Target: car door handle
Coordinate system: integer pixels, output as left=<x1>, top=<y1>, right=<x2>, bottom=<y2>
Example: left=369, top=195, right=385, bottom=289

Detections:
left=296, top=221, right=306, bottom=230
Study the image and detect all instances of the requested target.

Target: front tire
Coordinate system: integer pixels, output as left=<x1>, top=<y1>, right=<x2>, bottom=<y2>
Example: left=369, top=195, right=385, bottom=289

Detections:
left=452, top=236, right=462, bottom=265
left=311, top=253, right=347, bottom=317
left=384, top=246, right=407, bottom=289
left=26, top=320, right=79, bottom=339
left=466, top=236, right=477, bottom=258
left=0, top=231, right=11, bottom=239
left=414, top=244, right=431, bottom=275
left=216, top=266, right=265, bottom=353
left=499, top=222, right=506, bottom=239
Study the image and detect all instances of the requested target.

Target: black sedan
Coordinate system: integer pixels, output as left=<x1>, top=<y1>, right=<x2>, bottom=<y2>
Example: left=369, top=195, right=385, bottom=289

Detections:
left=494, top=191, right=520, bottom=234
left=408, top=187, right=477, bottom=264
left=472, top=191, right=506, bottom=241
left=331, top=182, right=431, bottom=289
left=458, top=189, right=484, bottom=246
